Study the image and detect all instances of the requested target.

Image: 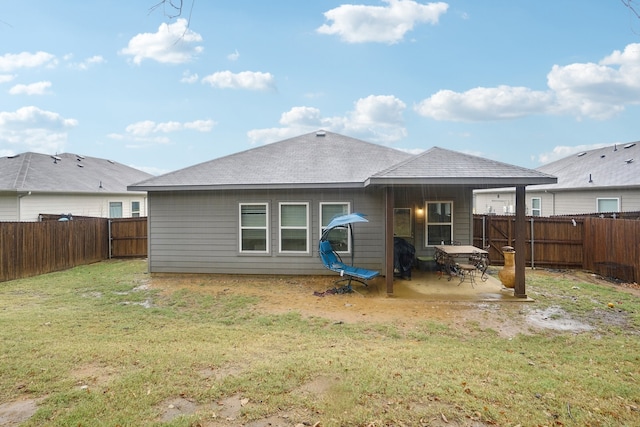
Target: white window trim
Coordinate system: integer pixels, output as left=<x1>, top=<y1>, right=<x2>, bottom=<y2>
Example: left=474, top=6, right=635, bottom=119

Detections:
left=596, top=197, right=620, bottom=213
left=425, top=200, right=453, bottom=247
left=131, top=201, right=141, bottom=218
left=530, top=197, right=541, bottom=217
left=239, top=202, right=270, bottom=254
left=109, top=201, right=123, bottom=218
left=319, top=202, right=351, bottom=253
left=279, top=202, right=310, bottom=254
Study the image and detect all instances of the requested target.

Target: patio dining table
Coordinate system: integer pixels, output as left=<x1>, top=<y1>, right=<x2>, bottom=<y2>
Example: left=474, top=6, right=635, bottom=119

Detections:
left=434, top=245, right=489, bottom=284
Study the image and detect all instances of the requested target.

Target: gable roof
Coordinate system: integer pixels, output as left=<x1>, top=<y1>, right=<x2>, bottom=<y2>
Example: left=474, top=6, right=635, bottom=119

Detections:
left=531, top=142, right=639, bottom=191
left=129, top=131, right=557, bottom=192
left=0, top=152, right=152, bottom=194
left=369, top=147, right=556, bottom=187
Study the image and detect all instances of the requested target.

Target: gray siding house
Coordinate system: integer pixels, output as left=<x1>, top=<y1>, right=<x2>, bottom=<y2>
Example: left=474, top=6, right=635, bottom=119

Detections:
left=129, top=131, right=556, bottom=295
left=474, top=142, right=640, bottom=216
left=1, top=152, right=152, bottom=222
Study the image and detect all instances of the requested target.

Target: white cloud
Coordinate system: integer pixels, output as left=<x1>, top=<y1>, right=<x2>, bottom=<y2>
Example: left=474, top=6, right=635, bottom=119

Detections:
left=415, top=43, right=640, bottom=122
left=120, top=18, right=204, bottom=65
left=537, top=143, right=610, bottom=164
left=317, top=0, right=449, bottom=44
left=0, top=106, right=78, bottom=153
left=0, top=51, right=57, bottom=72
left=9, top=81, right=52, bottom=95
left=547, top=43, right=640, bottom=120
left=180, top=70, right=199, bottom=83
left=0, top=74, right=16, bottom=83
left=201, top=70, right=276, bottom=90
left=248, top=95, right=407, bottom=144
left=227, top=49, right=240, bottom=61
left=117, top=119, right=216, bottom=143
left=415, top=86, right=553, bottom=121
left=68, top=55, right=106, bottom=70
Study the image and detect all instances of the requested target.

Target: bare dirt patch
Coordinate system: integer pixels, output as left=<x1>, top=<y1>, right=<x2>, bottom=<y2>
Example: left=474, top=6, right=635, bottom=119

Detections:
left=0, top=399, right=40, bottom=427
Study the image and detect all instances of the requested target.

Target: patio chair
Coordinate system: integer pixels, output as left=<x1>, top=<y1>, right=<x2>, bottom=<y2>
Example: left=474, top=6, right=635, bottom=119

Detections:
left=319, top=240, right=379, bottom=287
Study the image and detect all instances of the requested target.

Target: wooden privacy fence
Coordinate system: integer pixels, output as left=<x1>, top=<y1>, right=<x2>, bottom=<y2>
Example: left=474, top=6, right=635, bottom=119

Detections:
left=109, top=217, right=148, bottom=258
left=0, top=217, right=146, bottom=283
left=474, top=214, right=639, bottom=284
left=0, top=218, right=109, bottom=283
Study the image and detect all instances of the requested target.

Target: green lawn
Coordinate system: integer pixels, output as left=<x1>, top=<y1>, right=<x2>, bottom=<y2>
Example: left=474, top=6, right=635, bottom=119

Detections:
left=0, top=259, right=638, bottom=426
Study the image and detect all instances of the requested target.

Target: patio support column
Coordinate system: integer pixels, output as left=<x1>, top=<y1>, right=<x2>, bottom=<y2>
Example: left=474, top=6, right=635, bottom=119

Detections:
left=385, top=186, right=394, bottom=294
left=514, top=185, right=527, bottom=298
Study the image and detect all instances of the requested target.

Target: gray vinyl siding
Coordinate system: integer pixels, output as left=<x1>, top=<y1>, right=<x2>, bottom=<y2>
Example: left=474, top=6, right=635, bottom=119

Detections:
left=147, top=188, right=387, bottom=275
left=0, top=194, right=18, bottom=221
left=394, top=186, right=473, bottom=260
left=476, top=188, right=640, bottom=216
left=147, top=186, right=474, bottom=275
left=547, top=189, right=640, bottom=215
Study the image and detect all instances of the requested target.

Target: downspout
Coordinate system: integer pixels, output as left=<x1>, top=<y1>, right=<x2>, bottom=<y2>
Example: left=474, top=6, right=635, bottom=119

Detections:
left=17, top=191, right=32, bottom=221
left=108, top=219, right=112, bottom=259
left=530, top=217, right=535, bottom=270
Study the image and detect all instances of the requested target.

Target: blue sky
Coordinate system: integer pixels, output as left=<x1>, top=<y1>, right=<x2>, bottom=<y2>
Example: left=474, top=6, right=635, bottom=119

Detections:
left=2, top=1, right=640, bottom=175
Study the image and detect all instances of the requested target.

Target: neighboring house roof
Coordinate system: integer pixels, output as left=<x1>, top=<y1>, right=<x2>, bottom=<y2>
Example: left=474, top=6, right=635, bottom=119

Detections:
left=129, top=131, right=557, bottom=191
left=476, top=141, right=640, bottom=194
left=1, top=152, right=152, bottom=194
left=532, top=142, right=639, bottom=191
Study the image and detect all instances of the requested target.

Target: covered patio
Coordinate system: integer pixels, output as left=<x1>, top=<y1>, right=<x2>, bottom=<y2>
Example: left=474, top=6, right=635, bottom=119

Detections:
left=341, top=269, right=533, bottom=302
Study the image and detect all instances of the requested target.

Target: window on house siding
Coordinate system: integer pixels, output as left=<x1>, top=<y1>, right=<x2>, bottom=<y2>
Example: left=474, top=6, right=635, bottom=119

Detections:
left=530, top=197, right=541, bottom=216
left=425, top=201, right=453, bottom=246
left=131, top=201, right=141, bottom=218
left=279, top=203, right=309, bottom=253
left=597, top=198, right=619, bottom=213
left=320, top=202, right=350, bottom=252
left=109, top=202, right=123, bottom=218
left=240, top=203, right=269, bottom=253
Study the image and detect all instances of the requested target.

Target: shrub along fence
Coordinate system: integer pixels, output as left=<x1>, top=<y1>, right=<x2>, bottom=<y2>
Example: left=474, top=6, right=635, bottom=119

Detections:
left=474, top=214, right=639, bottom=284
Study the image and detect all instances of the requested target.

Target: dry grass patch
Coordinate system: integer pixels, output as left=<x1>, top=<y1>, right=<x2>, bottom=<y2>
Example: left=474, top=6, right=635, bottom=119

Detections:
left=0, top=260, right=639, bottom=426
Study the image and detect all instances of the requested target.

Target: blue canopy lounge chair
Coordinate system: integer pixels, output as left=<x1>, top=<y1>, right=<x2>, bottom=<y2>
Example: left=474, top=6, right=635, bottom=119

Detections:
left=318, top=213, right=380, bottom=289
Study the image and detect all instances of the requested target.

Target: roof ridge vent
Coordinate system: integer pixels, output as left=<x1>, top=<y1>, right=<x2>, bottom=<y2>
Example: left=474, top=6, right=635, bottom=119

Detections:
left=316, top=130, right=326, bottom=137
left=577, top=152, right=586, bottom=157
left=624, top=143, right=636, bottom=149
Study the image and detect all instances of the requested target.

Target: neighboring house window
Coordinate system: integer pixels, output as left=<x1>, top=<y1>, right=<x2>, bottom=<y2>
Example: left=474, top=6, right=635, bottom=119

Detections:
left=279, top=202, right=309, bottom=253
left=530, top=197, right=541, bottom=217
left=131, top=201, right=141, bottom=218
left=320, top=202, right=350, bottom=252
left=425, top=201, right=453, bottom=246
left=109, top=202, right=123, bottom=218
left=597, top=198, right=619, bottom=213
left=239, top=203, right=269, bottom=253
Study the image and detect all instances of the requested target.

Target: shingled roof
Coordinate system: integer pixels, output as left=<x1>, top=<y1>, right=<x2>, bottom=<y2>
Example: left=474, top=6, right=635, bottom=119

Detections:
left=129, top=130, right=557, bottom=191
left=532, top=142, right=639, bottom=191
left=1, top=152, right=152, bottom=193
left=130, top=131, right=413, bottom=190
left=369, top=146, right=556, bottom=187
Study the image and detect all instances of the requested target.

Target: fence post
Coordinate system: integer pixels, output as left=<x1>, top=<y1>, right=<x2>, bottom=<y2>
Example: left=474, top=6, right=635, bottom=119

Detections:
left=108, top=219, right=112, bottom=259
left=530, top=217, right=535, bottom=269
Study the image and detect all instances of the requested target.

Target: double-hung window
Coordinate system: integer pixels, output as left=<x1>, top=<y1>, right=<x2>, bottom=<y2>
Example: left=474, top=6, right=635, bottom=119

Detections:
left=530, top=197, right=541, bottom=216
left=239, top=203, right=269, bottom=253
left=425, top=201, right=453, bottom=246
left=131, top=201, right=141, bottom=218
left=279, top=202, right=309, bottom=253
left=109, top=202, right=123, bottom=218
left=320, top=202, right=350, bottom=252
